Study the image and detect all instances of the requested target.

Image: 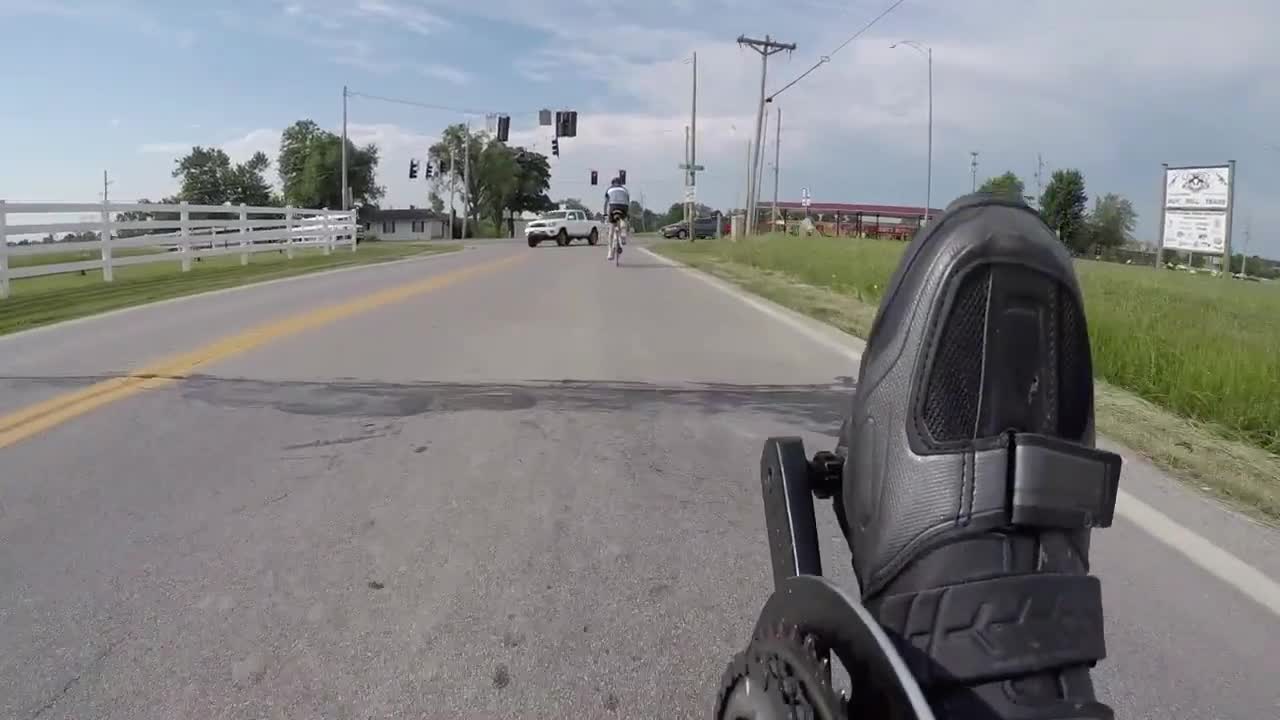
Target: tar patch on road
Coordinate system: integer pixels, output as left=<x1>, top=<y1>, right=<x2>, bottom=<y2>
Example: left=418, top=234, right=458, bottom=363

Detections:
left=177, top=376, right=853, bottom=434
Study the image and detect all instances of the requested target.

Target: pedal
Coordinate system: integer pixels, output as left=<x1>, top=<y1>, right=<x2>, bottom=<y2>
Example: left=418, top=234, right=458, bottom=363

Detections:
left=808, top=450, right=844, bottom=499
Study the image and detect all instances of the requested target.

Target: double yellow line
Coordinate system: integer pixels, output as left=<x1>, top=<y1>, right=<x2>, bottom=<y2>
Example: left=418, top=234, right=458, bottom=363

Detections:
left=0, top=253, right=523, bottom=449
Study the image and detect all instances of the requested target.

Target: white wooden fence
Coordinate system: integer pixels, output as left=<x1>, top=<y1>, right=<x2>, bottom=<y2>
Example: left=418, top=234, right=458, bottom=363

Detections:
left=0, top=200, right=358, bottom=299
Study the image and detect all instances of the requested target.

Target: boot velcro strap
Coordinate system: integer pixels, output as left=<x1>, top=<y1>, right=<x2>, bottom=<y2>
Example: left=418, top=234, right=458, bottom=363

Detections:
left=974, top=432, right=1122, bottom=530
left=1009, top=433, right=1121, bottom=529
left=872, top=573, right=1106, bottom=687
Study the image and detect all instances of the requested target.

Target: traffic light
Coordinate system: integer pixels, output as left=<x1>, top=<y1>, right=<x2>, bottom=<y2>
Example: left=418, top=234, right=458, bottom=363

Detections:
left=618, top=169, right=626, bottom=185
left=563, top=111, right=578, bottom=137
left=552, top=138, right=560, bottom=157
left=590, top=170, right=598, bottom=185
left=555, top=110, right=578, bottom=138
left=409, top=159, right=419, bottom=179
left=424, top=162, right=434, bottom=178
left=496, top=114, right=510, bottom=142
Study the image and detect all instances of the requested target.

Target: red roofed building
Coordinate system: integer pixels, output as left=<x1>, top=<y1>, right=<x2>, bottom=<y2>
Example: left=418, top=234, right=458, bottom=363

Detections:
left=755, top=200, right=945, bottom=239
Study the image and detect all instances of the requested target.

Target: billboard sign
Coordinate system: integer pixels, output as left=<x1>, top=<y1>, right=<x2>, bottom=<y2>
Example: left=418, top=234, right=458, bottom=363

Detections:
left=1158, top=162, right=1234, bottom=259
left=1162, top=209, right=1227, bottom=254
left=1164, top=165, right=1231, bottom=209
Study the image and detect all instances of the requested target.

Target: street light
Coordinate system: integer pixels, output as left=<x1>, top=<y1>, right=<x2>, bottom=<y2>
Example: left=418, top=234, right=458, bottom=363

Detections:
left=891, top=40, right=932, bottom=225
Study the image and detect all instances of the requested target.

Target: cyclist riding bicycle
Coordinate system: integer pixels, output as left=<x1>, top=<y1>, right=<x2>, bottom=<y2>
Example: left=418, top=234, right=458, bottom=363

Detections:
left=603, top=177, right=630, bottom=260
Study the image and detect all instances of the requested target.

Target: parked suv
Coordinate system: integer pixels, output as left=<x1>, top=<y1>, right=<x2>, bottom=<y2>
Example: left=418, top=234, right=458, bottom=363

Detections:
left=660, top=214, right=726, bottom=240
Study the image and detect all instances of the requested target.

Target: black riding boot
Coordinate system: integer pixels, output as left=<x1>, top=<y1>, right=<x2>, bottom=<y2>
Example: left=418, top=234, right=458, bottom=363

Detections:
left=839, top=194, right=1122, bottom=720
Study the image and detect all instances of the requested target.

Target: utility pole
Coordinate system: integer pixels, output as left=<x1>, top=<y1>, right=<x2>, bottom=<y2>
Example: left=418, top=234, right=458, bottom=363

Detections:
left=970, top=151, right=979, bottom=192
left=448, top=148, right=456, bottom=239
left=772, top=106, right=781, bottom=229
left=462, top=121, right=471, bottom=239
left=100, top=169, right=114, bottom=283
left=688, top=51, right=698, bottom=240
left=1034, top=153, right=1046, bottom=207
left=755, top=108, right=770, bottom=215
left=684, top=124, right=692, bottom=232
left=738, top=34, right=795, bottom=235
left=341, top=86, right=349, bottom=211
left=690, top=50, right=698, bottom=194
left=925, top=46, right=932, bottom=222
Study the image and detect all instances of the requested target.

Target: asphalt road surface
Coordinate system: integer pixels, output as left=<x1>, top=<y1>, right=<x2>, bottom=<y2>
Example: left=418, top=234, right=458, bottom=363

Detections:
left=2, top=242, right=1276, bottom=719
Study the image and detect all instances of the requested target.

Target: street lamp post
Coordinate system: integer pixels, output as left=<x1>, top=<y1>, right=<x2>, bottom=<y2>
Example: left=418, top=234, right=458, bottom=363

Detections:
left=892, top=40, right=932, bottom=225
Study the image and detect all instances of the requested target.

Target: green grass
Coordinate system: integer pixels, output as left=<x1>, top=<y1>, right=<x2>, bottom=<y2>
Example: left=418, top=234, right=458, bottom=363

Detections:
left=1, top=242, right=460, bottom=336
left=656, top=234, right=1280, bottom=522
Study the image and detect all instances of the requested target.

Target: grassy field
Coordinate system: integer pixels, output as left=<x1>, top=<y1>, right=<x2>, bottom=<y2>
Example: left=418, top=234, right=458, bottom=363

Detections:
left=655, top=235, right=1280, bottom=521
left=1, top=242, right=460, bottom=337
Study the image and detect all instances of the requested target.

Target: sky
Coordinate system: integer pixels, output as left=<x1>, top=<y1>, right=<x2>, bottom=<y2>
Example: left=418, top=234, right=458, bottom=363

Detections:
left=2, top=0, right=1279, bottom=256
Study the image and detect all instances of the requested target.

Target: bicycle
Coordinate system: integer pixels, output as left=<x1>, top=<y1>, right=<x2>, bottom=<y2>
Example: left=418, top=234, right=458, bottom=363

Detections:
left=607, top=210, right=627, bottom=266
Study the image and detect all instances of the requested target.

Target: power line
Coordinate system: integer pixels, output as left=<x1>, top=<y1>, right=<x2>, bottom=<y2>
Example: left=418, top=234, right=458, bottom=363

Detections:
left=767, top=0, right=910, bottom=103
left=345, top=89, right=556, bottom=119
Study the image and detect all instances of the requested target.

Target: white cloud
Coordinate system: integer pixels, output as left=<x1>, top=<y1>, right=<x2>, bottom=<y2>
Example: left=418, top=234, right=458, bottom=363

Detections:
left=417, top=63, right=471, bottom=85
left=221, top=129, right=281, bottom=164
left=138, top=142, right=192, bottom=154
left=354, top=0, right=450, bottom=35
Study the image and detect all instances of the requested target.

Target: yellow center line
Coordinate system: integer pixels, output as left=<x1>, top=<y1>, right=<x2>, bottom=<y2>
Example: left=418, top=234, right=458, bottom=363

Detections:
left=0, top=253, right=525, bottom=449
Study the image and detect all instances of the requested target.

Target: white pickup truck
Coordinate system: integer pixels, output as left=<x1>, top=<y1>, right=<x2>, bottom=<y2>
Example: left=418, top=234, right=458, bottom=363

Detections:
left=524, top=209, right=602, bottom=247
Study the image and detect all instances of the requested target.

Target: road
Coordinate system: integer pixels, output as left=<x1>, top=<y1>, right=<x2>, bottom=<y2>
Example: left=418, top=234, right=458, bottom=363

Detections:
left=1, top=241, right=1276, bottom=719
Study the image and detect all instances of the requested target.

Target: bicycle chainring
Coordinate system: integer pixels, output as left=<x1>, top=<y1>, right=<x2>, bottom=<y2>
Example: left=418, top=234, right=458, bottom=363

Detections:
left=716, top=623, right=848, bottom=720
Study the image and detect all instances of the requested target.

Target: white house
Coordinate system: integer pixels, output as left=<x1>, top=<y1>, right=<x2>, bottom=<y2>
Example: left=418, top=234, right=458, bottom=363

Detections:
left=361, top=207, right=447, bottom=241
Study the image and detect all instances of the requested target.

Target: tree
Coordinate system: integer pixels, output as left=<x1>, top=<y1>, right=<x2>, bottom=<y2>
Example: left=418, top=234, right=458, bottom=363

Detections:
left=1232, top=254, right=1279, bottom=279
left=556, top=198, right=591, bottom=214
left=508, top=148, right=554, bottom=217
left=428, top=124, right=485, bottom=222
left=173, top=147, right=233, bottom=205
left=172, top=147, right=276, bottom=207
left=629, top=201, right=660, bottom=232
left=278, top=120, right=323, bottom=198
left=229, top=152, right=275, bottom=207
left=476, top=141, right=519, bottom=230
left=428, top=190, right=445, bottom=214
left=58, top=230, right=100, bottom=243
left=1087, top=193, right=1137, bottom=251
left=979, top=171, right=1026, bottom=200
left=1039, top=169, right=1089, bottom=252
left=659, top=202, right=716, bottom=226
left=115, top=198, right=158, bottom=238
left=278, top=119, right=384, bottom=209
